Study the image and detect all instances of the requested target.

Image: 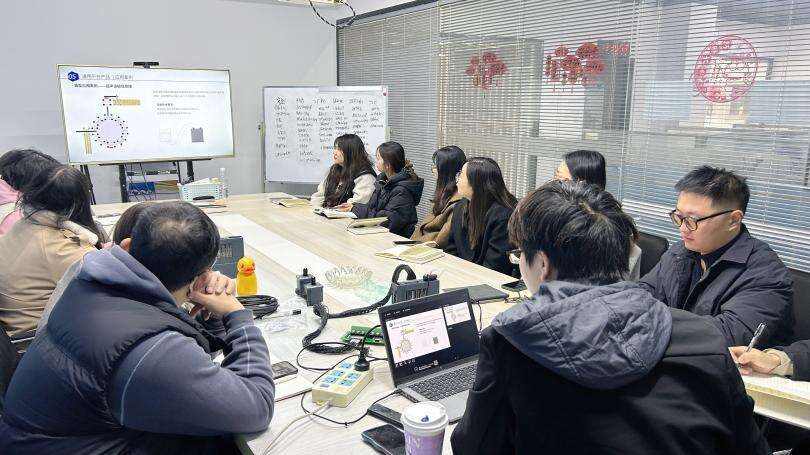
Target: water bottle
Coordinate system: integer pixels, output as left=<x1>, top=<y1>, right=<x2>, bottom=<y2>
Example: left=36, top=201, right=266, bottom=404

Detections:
left=219, top=167, right=229, bottom=200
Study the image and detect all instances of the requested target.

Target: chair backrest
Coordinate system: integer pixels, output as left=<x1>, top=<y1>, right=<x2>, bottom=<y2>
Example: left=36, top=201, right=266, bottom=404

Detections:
left=790, top=268, right=810, bottom=342
left=0, top=329, right=19, bottom=413
left=637, top=232, right=670, bottom=278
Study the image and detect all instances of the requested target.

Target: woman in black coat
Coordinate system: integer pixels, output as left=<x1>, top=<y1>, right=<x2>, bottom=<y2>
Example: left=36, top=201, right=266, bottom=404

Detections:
left=445, top=157, right=517, bottom=275
left=335, top=141, right=424, bottom=237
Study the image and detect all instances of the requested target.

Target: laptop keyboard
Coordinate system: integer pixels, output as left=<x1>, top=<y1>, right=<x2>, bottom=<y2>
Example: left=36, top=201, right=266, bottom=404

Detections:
left=409, top=364, right=477, bottom=401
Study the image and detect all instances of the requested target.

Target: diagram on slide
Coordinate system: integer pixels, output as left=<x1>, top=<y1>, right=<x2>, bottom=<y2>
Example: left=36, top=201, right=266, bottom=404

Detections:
left=395, top=327, right=415, bottom=358
left=75, top=96, right=140, bottom=155
left=387, top=308, right=451, bottom=364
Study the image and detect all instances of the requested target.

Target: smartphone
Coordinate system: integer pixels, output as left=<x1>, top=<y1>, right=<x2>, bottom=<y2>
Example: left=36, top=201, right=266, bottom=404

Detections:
left=271, top=361, right=298, bottom=383
left=367, top=403, right=403, bottom=429
left=393, top=240, right=420, bottom=245
left=361, top=424, right=406, bottom=455
left=501, top=279, right=527, bottom=292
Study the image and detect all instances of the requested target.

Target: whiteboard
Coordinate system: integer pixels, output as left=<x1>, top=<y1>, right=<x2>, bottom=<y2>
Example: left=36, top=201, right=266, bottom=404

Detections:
left=58, top=65, right=234, bottom=165
left=263, top=86, right=388, bottom=184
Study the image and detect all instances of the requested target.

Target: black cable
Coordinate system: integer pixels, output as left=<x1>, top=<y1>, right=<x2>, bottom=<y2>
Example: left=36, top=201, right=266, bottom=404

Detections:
left=296, top=344, right=359, bottom=371
left=308, top=0, right=356, bottom=29
left=301, top=265, right=416, bottom=355
left=354, top=324, right=380, bottom=371
left=237, top=295, right=279, bottom=319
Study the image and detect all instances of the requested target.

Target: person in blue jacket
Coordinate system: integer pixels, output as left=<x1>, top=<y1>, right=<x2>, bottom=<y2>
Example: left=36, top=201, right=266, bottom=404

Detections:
left=336, top=141, right=424, bottom=237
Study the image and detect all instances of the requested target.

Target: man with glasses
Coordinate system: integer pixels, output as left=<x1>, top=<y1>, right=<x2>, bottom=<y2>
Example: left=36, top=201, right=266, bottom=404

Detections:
left=451, top=180, right=769, bottom=455
left=639, top=166, right=793, bottom=347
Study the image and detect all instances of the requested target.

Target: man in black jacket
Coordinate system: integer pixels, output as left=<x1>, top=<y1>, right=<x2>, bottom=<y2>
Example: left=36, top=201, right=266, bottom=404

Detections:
left=639, top=166, right=793, bottom=347
left=450, top=180, right=769, bottom=455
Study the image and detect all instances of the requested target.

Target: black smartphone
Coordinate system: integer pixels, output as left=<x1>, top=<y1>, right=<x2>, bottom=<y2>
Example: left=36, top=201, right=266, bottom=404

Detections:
left=501, top=279, right=527, bottom=292
left=367, top=403, right=403, bottom=429
left=271, top=361, right=298, bottom=381
left=393, top=240, right=420, bottom=245
left=361, top=424, right=406, bottom=455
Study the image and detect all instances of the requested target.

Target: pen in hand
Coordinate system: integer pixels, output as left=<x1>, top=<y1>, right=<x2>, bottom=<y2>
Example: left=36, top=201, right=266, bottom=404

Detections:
left=736, top=322, right=766, bottom=367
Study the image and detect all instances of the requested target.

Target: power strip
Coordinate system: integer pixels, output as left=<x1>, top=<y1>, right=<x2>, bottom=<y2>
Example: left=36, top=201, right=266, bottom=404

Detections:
left=311, top=361, right=373, bottom=408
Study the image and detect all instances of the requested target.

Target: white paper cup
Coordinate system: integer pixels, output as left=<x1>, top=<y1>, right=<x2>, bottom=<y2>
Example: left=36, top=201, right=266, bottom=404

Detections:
left=400, top=401, right=449, bottom=455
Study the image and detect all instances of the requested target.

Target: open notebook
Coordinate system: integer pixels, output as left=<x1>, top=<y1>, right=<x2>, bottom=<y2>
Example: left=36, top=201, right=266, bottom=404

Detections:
left=375, top=241, right=443, bottom=264
left=347, top=217, right=389, bottom=235
left=273, top=198, right=310, bottom=208
left=313, top=207, right=357, bottom=219
left=742, top=373, right=810, bottom=405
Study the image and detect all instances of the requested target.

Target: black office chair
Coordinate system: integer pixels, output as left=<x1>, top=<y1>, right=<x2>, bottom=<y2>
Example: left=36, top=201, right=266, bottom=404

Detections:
left=10, top=331, right=35, bottom=354
left=790, top=268, right=810, bottom=342
left=637, top=232, right=670, bottom=278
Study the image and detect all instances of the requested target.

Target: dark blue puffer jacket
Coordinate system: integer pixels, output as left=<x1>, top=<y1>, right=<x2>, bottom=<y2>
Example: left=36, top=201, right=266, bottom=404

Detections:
left=352, top=165, right=424, bottom=237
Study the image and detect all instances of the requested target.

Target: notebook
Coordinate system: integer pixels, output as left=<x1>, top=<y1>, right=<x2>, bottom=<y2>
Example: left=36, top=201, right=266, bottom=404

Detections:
left=376, top=242, right=443, bottom=264
left=347, top=217, right=389, bottom=235
left=313, top=207, right=358, bottom=219
left=742, top=374, right=810, bottom=405
left=274, top=198, right=310, bottom=208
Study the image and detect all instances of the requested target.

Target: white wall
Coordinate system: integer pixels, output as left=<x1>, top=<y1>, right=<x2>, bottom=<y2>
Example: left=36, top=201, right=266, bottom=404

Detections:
left=344, top=0, right=419, bottom=16
left=0, top=0, right=338, bottom=203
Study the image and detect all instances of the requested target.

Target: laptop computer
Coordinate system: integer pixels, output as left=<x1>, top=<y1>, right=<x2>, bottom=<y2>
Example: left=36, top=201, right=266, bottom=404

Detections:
left=378, top=289, right=480, bottom=423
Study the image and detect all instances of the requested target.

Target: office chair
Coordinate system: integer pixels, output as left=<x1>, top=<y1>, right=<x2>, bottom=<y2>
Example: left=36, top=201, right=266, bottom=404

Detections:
left=637, top=232, right=669, bottom=278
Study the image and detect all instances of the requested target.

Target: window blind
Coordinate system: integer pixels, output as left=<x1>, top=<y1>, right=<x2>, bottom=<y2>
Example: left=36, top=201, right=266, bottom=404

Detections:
left=338, top=6, right=440, bottom=220
left=624, top=0, right=810, bottom=271
left=339, top=0, right=810, bottom=271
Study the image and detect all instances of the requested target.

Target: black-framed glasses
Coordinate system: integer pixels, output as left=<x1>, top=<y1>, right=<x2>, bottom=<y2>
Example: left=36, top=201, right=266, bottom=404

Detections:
left=507, top=249, right=521, bottom=265
left=669, top=209, right=734, bottom=232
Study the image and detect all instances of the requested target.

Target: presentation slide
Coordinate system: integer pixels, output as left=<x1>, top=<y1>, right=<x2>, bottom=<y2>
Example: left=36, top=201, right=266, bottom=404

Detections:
left=387, top=308, right=452, bottom=365
left=58, top=65, right=234, bottom=165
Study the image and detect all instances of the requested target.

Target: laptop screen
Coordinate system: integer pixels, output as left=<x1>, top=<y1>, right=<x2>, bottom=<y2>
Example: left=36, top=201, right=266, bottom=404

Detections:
left=379, top=289, right=479, bottom=385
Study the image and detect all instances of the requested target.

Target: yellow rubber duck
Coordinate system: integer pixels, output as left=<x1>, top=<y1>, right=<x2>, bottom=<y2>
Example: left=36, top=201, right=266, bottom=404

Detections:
left=236, top=256, right=257, bottom=296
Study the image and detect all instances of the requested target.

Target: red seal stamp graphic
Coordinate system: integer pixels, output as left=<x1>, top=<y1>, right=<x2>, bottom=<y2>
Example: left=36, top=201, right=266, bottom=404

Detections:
left=693, top=35, right=759, bottom=103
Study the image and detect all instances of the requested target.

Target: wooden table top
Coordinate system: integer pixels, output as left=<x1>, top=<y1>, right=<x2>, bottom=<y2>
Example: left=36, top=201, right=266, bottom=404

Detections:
left=93, top=193, right=521, bottom=454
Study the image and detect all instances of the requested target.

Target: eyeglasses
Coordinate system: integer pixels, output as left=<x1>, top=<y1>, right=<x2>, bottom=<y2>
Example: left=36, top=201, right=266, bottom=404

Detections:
left=507, top=249, right=521, bottom=265
left=455, top=171, right=462, bottom=183
left=669, top=209, right=734, bottom=232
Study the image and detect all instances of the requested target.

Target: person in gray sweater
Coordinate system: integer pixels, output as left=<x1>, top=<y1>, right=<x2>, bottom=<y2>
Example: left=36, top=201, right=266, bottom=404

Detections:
left=0, top=202, right=274, bottom=454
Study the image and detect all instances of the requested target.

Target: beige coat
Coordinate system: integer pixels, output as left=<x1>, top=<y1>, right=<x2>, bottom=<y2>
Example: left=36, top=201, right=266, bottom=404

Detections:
left=411, top=194, right=463, bottom=249
left=0, top=212, right=97, bottom=336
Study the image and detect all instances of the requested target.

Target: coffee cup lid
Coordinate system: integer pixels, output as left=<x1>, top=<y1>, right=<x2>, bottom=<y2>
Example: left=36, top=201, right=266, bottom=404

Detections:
left=402, top=401, right=448, bottom=432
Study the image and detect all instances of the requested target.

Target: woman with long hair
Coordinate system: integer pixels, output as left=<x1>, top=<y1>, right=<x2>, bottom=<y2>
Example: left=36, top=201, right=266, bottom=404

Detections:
left=310, top=134, right=376, bottom=208
left=336, top=141, right=424, bottom=237
left=554, top=149, right=642, bottom=280
left=0, top=165, right=104, bottom=335
left=411, top=146, right=467, bottom=248
left=446, top=157, right=518, bottom=275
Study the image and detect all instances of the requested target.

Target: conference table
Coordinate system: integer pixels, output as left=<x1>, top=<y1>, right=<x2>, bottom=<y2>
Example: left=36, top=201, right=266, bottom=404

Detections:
left=94, top=193, right=520, bottom=454
left=91, top=193, right=810, bottom=454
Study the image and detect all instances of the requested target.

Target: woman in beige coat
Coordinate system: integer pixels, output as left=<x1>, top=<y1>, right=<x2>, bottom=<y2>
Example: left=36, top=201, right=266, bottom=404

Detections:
left=411, top=146, right=467, bottom=248
left=0, top=166, right=103, bottom=336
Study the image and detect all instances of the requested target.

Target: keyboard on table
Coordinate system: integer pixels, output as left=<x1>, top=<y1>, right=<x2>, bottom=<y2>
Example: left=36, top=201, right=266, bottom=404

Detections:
left=409, top=363, right=477, bottom=401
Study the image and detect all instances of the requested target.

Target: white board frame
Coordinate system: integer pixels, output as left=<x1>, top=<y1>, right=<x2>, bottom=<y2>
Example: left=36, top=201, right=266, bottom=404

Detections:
left=261, top=85, right=389, bottom=184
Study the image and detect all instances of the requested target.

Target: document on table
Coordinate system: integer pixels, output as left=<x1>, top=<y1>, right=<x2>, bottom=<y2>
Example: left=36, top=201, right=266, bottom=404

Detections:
left=743, top=374, right=810, bottom=405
